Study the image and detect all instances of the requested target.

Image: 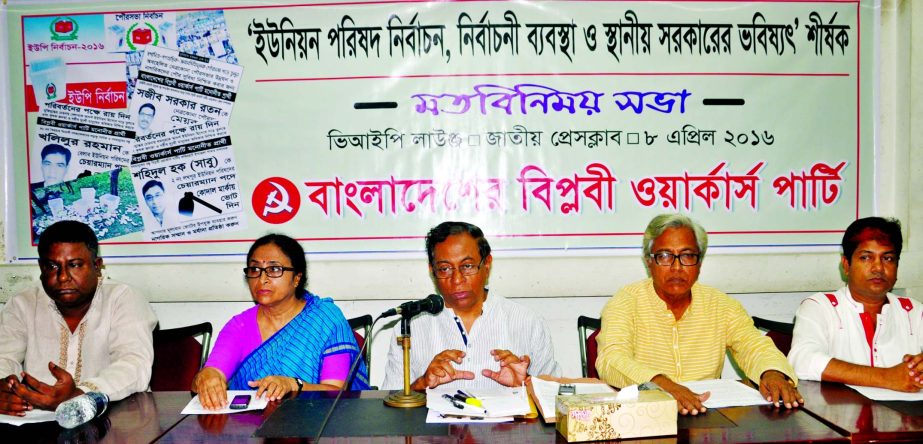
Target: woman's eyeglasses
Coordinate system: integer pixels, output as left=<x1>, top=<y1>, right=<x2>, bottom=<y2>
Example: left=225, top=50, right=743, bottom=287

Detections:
left=243, top=266, right=295, bottom=278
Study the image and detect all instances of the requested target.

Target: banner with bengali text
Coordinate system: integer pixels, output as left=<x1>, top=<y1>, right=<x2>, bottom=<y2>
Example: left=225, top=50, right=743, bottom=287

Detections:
left=3, top=0, right=877, bottom=260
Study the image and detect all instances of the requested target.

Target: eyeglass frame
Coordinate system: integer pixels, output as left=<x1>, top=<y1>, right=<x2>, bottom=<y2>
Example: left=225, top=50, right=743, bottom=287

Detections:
left=432, top=259, right=486, bottom=280
left=648, top=251, right=701, bottom=267
left=243, top=265, right=296, bottom=279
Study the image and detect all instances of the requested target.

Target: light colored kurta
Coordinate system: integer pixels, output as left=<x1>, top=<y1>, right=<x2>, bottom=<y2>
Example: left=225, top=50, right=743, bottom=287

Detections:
left=596, top=278, right=796, bottom=388
left=0, top=281, right=157, bottom=401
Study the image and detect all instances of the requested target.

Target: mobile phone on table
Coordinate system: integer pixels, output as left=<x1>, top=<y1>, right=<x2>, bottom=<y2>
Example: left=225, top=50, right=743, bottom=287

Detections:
left=229, top=394, right=251, bottom=409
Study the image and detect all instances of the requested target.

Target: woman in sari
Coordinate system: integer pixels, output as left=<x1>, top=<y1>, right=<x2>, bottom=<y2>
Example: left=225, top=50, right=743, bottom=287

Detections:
left=192, top=234, right=369, bottom=409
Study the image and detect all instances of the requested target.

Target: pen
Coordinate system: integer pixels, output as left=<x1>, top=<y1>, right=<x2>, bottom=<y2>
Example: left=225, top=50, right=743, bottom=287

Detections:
left=439, top=413, right=485, bottom=420
left=442, top=394, right=465, bottom=409
left=456, top=390, right=484, bottom=407
left=444, top=393, right=489, bottom=416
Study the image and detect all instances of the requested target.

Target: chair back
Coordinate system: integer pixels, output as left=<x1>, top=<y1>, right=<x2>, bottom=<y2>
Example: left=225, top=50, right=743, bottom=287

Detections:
left=348, top=314, right=373, bottom=373
left=151, top=322, right=212, bottom=391
left=753, top=316, right=794, bottom=356
left=577, top=316, right=602, bottom=378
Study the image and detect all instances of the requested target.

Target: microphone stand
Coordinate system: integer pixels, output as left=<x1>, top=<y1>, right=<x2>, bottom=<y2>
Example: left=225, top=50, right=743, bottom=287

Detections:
left=384, top=316, right=426, bottom=408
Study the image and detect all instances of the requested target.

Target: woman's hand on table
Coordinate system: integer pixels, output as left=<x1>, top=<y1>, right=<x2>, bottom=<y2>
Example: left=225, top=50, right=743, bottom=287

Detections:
left=248, top=375, right=298, bottom=401
left=192, top=367, right=229, bottom=410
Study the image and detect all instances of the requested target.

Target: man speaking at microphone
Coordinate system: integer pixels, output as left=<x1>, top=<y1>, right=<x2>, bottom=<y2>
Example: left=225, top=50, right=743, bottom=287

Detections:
left=383, top=221, right=560, bottom=391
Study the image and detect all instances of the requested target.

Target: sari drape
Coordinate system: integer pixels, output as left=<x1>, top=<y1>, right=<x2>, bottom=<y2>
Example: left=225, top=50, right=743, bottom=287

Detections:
left=228, top=294, right=370, bottom=390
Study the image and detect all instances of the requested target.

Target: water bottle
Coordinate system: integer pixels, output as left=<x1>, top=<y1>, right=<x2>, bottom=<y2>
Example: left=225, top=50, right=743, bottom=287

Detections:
left=55, top=392, right=109, bottom=429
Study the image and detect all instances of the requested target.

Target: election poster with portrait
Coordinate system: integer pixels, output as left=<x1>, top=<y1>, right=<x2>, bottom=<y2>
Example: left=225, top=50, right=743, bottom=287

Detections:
left=27, top=103, right=141, bottom=241
left=129, top=45, right=241, bottom=137
left=130, top=124, right=245, bottom=240
left=3, top=0, right=877, bottom=261
left=29, top=103, right=134, bottom=186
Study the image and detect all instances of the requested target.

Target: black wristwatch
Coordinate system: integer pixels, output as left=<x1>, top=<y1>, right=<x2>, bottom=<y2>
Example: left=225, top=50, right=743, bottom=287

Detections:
left=294, top=377, right=304, bottom=394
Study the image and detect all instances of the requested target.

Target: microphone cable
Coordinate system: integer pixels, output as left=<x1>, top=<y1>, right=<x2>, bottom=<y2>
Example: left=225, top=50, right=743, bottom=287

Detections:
left=313, top=314, right=382, bottom=441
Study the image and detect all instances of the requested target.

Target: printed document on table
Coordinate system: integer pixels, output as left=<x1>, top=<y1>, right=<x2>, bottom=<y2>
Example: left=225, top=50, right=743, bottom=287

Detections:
left=426, top=386, right=531, bottom=418
left=0, top=409, right=56, bottom=426
left=425, top=409, right=513, bottom=423
left=181, top=390, right=268, bottom=414
left=680, top=379, right=771, bottom=408
left=848, top=385, right=923, bottom=401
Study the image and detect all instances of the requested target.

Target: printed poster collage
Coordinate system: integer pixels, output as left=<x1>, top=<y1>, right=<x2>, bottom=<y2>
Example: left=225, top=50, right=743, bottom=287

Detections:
left=25, top=10, right=245, bottom=242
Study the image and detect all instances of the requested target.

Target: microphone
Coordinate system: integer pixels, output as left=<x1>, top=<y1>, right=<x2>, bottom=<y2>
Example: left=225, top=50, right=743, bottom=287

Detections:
left=316, top=296, right=440, bottom=439
left=381, top=294, right=444, bottom=318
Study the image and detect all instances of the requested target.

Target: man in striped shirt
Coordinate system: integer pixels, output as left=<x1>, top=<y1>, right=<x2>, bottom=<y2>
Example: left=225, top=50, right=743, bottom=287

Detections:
left=596, top=214, right=801, bottom=415
left=382, top=221, right=560, bottom=391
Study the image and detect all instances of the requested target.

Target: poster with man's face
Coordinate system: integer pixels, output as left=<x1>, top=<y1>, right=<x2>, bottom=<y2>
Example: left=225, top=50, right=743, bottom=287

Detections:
left=30, top=103, right=134, bottom=186
left=128, top=45, right=241, bottom=141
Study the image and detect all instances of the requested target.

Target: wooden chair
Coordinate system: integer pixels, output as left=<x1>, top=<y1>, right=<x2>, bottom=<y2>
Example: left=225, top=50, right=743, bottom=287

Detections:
left=151, top=322, right=213, bottom=391
left=753, top=316, right=795, bottom=356
left=577, top=315, right=602, bottom=378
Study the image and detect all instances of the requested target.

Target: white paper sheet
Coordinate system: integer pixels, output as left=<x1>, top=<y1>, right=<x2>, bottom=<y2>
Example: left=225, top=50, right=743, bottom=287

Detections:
left=0, top=409, right=56, bottom=426
left=848, top=384, right=923, bottom=401
left=426, top=386, right=531, bottom=418
left=181, top=390, right=269, bottom=414
left=679, top=379, right=771, bottom=408
left=425, top=409, right=513, bottom=423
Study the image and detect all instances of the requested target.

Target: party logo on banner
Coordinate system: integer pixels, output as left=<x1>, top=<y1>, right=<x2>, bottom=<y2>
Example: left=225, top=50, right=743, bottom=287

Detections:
left=252, top=177, right=300, bottom=224
left=126, top=23, right=158, bottom=49
left=49, top=17, right=79, bottom=41
left=105, top=12, right=175, bottom=53
left=44, top=82, right=57, bottom=100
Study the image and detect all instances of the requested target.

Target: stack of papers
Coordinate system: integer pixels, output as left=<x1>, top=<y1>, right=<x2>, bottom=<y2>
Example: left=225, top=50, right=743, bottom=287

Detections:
left=529, top=377, right=616, bottom=422
left=679, top=379, right=771, bottom=408
left=528, top=377, right=776, bottom=422
left=181, top=390, right=269, bottom=414
left=425, top=386, right=531, bottom=423
left=425, top=410, right=513, bottom=423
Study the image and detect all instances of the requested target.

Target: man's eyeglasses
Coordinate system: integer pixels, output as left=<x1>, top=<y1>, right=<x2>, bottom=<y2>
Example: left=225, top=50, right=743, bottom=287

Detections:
left=433, top=261, right=483, bottom=279
left=649, top=252, right=700, bottom=267
left=243, top=266, right=295, bottom=279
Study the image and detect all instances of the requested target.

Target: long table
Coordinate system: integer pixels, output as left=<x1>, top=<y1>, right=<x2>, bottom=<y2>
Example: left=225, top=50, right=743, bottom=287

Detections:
left=3, top=384, right=922, bottom=443
left=797, top=380, right=923, bottom=443
left=0, top=391, right=191, bottom=443
left=150, top=391, right=852, bottom=443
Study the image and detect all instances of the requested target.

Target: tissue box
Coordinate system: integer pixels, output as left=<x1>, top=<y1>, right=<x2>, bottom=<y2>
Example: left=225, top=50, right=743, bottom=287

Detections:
left=555, top=391, right=677, bottom=442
